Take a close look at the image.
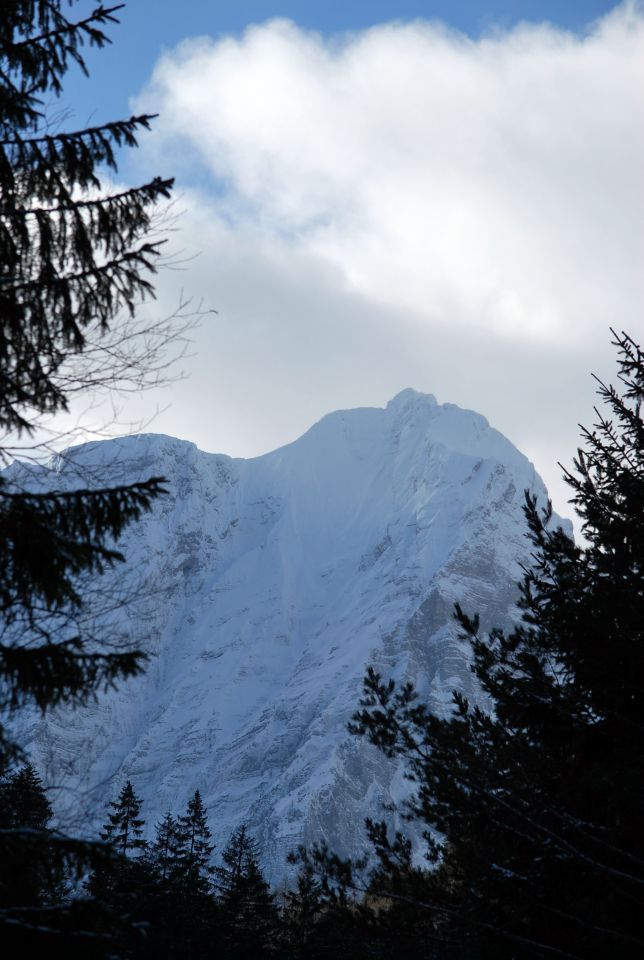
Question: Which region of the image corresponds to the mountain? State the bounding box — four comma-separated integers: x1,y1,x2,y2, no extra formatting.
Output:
8,390,571,883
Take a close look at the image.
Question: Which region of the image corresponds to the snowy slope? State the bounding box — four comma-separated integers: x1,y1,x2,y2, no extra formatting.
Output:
9,390,570,882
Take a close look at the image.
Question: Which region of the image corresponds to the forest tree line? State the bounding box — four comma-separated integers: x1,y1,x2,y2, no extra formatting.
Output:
0,761,438,959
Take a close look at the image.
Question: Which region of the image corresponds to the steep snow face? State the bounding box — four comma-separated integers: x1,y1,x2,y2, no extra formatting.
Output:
9,391,570,882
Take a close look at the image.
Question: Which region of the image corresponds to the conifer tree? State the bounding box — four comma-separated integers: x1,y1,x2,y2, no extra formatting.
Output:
147,810,182,883
215,824,278,958
0,4,184,950
0,761,66,909
350,330,644,959
86,780,147,904
281,860,325,958
176,789,213,896
100,780,146,858
0,761,52,829
0,1,173,750
136,800,217,960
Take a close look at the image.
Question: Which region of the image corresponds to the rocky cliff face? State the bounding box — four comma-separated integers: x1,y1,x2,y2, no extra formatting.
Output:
9,390,570,882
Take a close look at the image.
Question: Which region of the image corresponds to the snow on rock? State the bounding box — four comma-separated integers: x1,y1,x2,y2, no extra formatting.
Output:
9,390,571,883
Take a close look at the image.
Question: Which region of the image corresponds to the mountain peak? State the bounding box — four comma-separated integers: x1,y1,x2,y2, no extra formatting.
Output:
386,388,438,411
11,394,571,884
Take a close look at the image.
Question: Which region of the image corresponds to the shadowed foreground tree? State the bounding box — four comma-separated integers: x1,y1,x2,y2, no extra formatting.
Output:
215,824,279,958
346,330,644,959
0,1,193,953
175,789,214,897
0,761,68,909
100,780,147,859
146,810,182,883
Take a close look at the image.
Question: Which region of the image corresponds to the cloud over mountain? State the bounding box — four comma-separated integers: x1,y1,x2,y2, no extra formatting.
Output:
124,3,644,520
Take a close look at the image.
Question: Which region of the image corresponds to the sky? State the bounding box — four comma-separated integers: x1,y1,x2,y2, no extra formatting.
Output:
64,0,622,127
54,1,643,523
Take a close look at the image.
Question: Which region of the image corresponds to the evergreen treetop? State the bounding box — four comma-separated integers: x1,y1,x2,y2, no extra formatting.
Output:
146,809,182,882
214,824,258,895
176,789,214,895
0,760,68,914
215,824,278,959
0,760,52,829
101,780,146,858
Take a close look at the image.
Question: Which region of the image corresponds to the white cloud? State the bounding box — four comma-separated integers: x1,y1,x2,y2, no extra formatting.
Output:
124,3,644,522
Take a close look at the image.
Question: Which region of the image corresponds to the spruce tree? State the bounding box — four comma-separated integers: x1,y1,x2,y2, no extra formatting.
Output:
0,0,172,743
136,800,217,960
86,780,147,904
176,789,213,896
0,761,66,909
0,3,182,951
282,860,323,954
350,330,644,959
100,780,146,859
0,761,52,829
147,810,182,883
215,824,279,958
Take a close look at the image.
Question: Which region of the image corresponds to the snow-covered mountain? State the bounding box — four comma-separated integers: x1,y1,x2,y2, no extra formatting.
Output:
10,390,570,882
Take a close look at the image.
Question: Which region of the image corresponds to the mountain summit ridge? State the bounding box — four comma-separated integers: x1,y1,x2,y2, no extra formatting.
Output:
12,392,570,882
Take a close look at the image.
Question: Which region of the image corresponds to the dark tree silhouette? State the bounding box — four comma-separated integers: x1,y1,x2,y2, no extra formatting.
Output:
215,824,279,958
176,789,214,896
0,760,52,829
350,331,644,959
100,780,146,859
0,761,67,909
146,809,182,883
0,2,188,953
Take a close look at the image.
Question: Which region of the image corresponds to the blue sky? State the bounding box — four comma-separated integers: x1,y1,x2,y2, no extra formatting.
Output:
65,1,621,124
50,1,643,523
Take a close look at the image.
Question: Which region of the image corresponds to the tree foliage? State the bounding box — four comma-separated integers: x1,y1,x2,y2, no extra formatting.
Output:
0,761,63,908
349,331,644,959
100,780,146,858
0,0,177,754
215,824,279,958
146,810,181,883
0,2,185,952
175,789,214,896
